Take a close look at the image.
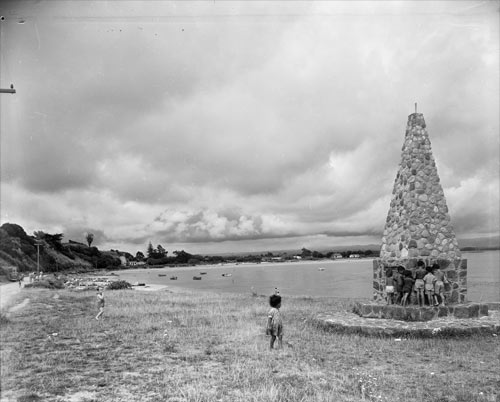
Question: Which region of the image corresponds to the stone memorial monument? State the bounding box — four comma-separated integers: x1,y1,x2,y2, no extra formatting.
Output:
319,106,496,333
355,106,489,321
373,106,467,303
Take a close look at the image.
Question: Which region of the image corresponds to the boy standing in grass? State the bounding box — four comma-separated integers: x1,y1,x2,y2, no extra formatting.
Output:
266,294,283,350
96,288,105,320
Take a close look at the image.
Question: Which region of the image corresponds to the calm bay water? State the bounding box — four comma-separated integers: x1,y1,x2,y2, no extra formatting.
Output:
112,250,500,302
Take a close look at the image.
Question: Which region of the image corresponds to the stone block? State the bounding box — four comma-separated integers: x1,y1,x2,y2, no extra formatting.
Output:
487,302,500,311
406,307,421,322
437,259,451,269
384,305,396,319
447,270,457,281
468,303,480,318
449,291,459,304
408,249,419,257
419,308,436,321
437,306,449,317
371,305,384,318
479,304,489,316
453,305,470,319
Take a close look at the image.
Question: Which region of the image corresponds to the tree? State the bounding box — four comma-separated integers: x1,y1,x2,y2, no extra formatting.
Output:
86,233,94,247
44,233,64,250
136,251,145,261
312,250,324,259
34,230,46,240
173,250,193,264
147,242,155,258
301,248,312,258
157,244,167,258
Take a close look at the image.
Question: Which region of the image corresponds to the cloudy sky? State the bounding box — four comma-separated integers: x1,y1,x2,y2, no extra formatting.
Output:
0,1,498,255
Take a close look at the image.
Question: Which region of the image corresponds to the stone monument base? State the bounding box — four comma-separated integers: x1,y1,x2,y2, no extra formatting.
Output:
315,309,500,338
353,301,488,322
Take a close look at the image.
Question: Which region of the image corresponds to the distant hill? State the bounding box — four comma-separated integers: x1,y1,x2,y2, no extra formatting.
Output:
0,222,129,275
457,235,500,250
210,236,499,257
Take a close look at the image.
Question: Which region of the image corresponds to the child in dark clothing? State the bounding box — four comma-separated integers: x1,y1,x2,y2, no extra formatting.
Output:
401,270,415,306
393,266,405,304
414,260,427,307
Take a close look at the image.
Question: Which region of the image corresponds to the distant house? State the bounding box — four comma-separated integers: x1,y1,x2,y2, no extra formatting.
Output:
129,261,146,267
332,253,343,259
349,254,361,259
293,255,302,260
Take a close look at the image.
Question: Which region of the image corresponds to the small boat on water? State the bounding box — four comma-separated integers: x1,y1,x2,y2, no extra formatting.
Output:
158,274,166,277
318,267,325,271
170,276,178,280
221,273,232,277
200,272,207,275
193,276,202,280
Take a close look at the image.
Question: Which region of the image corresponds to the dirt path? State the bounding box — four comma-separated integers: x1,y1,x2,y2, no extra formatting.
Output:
0,280,24,311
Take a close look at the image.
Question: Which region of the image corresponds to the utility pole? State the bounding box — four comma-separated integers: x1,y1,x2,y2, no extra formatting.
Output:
35,241,42,275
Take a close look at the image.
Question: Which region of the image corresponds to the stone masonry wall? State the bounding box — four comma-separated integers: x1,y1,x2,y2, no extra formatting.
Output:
373,258,467,304
380,113,461,260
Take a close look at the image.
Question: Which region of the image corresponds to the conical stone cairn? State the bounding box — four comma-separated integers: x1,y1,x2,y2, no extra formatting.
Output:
380,112,461,261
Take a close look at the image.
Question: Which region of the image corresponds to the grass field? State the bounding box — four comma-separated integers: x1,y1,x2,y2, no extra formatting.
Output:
1,288,499,402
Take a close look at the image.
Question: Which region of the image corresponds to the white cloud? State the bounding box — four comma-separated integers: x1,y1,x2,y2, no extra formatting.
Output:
1,1,498,254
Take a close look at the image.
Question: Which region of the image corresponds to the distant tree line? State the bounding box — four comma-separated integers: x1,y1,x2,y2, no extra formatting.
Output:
298,247,375,259
125,243,378,268
138,242,205,266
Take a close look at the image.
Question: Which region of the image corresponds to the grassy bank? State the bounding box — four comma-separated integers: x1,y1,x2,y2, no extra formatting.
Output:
1,289,499,402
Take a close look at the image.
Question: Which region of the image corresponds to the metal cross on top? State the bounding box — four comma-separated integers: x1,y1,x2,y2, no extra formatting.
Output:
415,102,417,113
0,84,16,94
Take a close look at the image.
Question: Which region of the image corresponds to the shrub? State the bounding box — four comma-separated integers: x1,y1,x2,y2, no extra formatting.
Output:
106,280,132,290
0,313,10,325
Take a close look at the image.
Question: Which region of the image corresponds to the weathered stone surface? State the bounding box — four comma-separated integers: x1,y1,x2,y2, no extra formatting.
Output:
437,306,449,318
453,306,470,319
353,302,489,321
315,310,500,338
468,303,480,317
379,112,462,274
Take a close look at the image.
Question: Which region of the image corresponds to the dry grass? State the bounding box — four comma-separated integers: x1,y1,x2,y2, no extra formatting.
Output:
1,289,499,402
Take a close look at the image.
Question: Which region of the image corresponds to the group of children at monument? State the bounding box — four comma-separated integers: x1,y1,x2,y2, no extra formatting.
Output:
385,260,448,307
